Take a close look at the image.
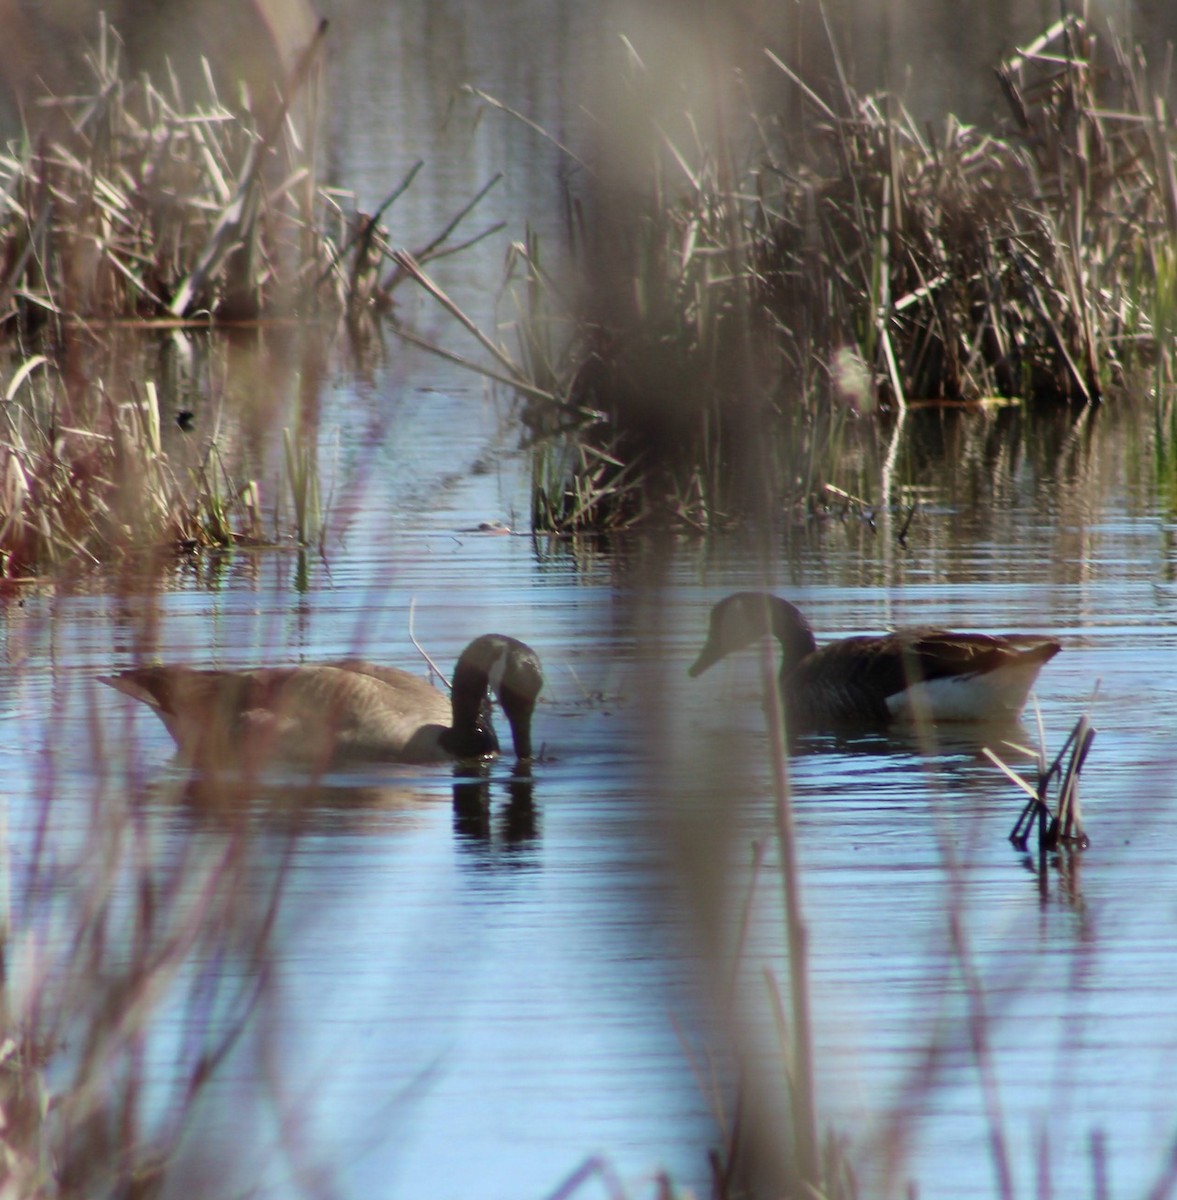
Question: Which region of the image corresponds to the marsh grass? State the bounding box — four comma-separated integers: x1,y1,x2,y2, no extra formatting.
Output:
495,16,1177,534
0,17,504,332
0,17,329,327
773,11,1177,409
0,353,330,577
765,15,1177,408
0,14,517,575
990,705,1097,855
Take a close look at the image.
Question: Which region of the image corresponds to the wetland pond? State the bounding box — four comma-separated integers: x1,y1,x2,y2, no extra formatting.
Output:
5,3,1177,1197
7,336,1177,1200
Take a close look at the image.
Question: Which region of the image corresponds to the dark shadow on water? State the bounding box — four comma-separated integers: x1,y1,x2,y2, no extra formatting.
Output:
140,759,540,845
452,761,540,854
1017,839,1088,911
792,717,1035,764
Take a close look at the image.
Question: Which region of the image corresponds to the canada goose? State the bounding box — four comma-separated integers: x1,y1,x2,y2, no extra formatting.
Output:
689,592,1060,729
102,634,543,769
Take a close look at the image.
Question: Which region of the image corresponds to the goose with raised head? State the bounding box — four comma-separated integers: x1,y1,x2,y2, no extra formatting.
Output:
689,592,1060,729
102,634,543,769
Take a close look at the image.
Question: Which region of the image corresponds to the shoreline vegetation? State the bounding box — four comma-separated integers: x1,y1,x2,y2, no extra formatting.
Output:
2,14,1173,573
495,15,1177,534
0,17,503,579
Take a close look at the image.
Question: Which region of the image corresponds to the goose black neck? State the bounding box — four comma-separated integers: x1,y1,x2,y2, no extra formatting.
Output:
770,597,819,678
451,635,542,762
447,659,500,760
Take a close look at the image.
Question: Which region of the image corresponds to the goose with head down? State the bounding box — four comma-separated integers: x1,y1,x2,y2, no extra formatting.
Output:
689,592,1060,730
103,634,543,770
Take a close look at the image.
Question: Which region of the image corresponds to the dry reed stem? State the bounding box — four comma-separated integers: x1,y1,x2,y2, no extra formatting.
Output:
756,604,819,1190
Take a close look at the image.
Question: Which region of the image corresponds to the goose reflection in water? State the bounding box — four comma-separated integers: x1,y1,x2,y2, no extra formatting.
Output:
158,762,537,845
452,762,538,846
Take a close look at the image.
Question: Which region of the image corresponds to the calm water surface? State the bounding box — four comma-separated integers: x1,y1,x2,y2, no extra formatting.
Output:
6,363,1176,1199
666,451,1177,1195
4,508,713,1198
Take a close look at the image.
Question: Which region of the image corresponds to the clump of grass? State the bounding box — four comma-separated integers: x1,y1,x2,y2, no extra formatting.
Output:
987,701,1097,855
529,436,647,533
494,16,1177,534
0,17,338,328
762,15,1177,408
478,32,895,532
0,356,322,577
0,16,514,576
0,17,501,334
496,146,793,533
